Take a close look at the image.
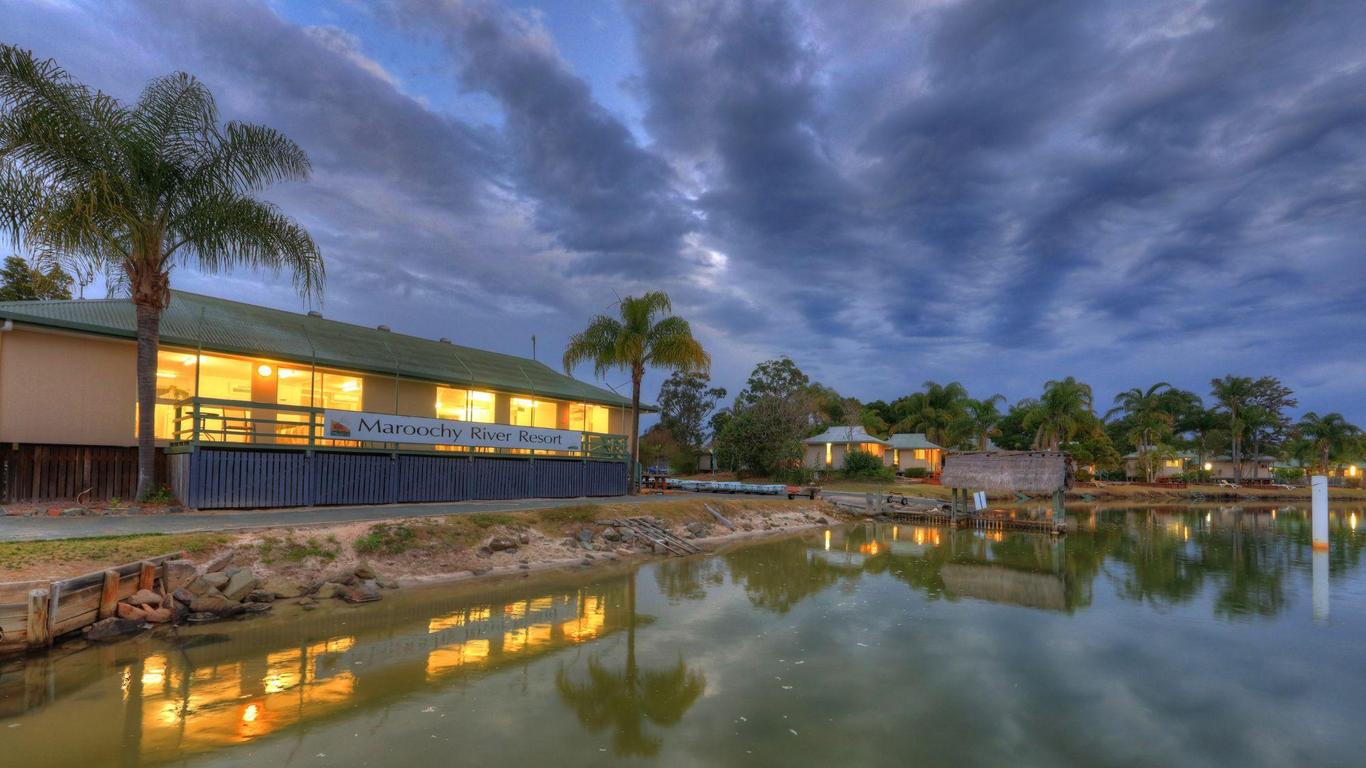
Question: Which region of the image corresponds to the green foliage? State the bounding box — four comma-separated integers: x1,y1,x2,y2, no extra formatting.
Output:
713,358,812,477
138,483,176,505
259,534,340,564
0,254,71,300
888,380,973,448
354,523,417,555
657,370,726,455
1272,466,1304,484
842,449,892,480
468,512,518,528
535,506,598,526
903,467,928,479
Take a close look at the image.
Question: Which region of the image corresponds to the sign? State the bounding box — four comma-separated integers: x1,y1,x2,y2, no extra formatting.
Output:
324,409,583,452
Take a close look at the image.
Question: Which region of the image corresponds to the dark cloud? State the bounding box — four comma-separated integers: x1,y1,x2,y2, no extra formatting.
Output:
3,0,1365,419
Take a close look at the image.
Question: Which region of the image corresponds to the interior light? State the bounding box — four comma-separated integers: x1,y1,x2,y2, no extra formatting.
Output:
243,703,258,722
1203,462,1213,471
257,364,273,377
180,355,196,366
339,380,360,392
156,371,176,378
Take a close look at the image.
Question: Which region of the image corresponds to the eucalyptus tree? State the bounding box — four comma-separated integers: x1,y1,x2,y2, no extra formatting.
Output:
0,46,324,498
564,291,709,492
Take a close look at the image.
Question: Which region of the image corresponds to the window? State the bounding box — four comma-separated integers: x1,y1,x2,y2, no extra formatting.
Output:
570,403,612,433
315,371,362,411
825,443,833,467
436,387,469,420
149,349,196,439
510,397,557,428
468,390,495,423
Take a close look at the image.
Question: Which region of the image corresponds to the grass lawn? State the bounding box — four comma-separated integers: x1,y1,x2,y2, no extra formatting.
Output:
0,532,231,580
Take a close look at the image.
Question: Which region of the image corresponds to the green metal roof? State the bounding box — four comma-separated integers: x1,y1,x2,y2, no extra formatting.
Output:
888,433,941,450
804,426,889,445
0,291,641,409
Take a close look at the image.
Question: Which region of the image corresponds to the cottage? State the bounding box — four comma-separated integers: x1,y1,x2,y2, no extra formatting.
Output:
803,426,888,470
884,433,943,476
1204,455,1277,482
1122,450,1193,481
0,291,637,507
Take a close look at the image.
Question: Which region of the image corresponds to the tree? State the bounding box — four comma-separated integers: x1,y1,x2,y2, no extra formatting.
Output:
1106,383,1174,481
713,358,814,477
1176,405,1221,473
1210,375,1255,484
0,254,72,300
1210,375,1296,484
563,292,709,493
890,381,972,448
1298,412,1361,475
0,46,324,499
1025,377,1095,450
656,371,726,466
963,395,1006,450
733,357,808,406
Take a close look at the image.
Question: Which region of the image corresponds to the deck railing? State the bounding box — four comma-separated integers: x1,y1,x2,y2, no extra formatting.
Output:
166,397,627,461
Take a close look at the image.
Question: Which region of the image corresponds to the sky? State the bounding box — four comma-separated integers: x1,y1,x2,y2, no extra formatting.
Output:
4,0,1365,422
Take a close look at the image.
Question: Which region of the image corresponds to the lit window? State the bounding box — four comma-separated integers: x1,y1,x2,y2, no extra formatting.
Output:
315,372,363,411
436,387,469,420
149,349,195,439
825,443,833,467
468,390,495,423
511,397,558,428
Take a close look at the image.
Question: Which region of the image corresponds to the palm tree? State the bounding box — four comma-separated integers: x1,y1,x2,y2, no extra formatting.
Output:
964,395,1006,450
1177,405,1220,477
556,573,706,756
1106,383,1174,481
1298,412,1362,475
892,381,972,448
1210,375,1256,484
1025,376,1094,450
563,292,708,493
0,46,323,499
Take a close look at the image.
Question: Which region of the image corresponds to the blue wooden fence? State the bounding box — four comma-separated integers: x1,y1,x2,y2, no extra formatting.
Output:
175,447,628,509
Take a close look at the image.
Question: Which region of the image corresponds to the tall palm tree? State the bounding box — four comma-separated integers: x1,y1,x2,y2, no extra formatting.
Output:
892,380,971,447
563,292,708,492
964,395,1006,450
1025,376,1094,450
1298,412,1362,475
0,46,323,499
1106,383,1174,480
1210,375,1256,484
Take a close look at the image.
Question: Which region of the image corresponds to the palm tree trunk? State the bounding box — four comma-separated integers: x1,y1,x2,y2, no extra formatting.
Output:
628,366,642,495
134,300,160,500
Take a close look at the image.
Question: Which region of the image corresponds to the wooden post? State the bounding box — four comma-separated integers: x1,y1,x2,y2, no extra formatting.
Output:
1052,489,1066,532
99,570,121,620
27,589,50,648
138,561,157,591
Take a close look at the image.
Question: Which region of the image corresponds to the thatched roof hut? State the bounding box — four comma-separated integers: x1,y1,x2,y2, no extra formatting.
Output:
940,564,1070,612
940,450,1073,493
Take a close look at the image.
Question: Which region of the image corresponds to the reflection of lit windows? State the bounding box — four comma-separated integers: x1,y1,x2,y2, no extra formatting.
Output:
429,611,466,633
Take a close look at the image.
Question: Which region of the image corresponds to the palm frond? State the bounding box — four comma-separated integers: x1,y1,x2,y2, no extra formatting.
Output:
171,192,323,300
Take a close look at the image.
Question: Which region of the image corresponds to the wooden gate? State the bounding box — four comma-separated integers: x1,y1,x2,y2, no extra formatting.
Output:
0,444,168,504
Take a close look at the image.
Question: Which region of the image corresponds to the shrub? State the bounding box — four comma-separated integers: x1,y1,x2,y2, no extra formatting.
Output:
843,449,892,480
903,467,928,479
354,523,417,555
1273,467,1304,484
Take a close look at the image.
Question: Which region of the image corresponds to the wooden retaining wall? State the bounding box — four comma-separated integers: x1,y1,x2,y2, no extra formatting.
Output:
174,447,628,509
0,444,168,504
0,552,183,659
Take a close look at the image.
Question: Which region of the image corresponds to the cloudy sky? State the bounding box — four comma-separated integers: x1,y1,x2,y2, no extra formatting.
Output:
5,0,1365,420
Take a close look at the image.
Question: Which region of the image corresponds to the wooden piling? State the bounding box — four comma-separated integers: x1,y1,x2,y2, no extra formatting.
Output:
26,590,49,648
98,570,120,620
137,561,156,592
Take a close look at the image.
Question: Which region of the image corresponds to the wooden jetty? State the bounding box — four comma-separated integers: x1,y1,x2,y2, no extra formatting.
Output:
599,517,701,556
0,551,183,658
940,450,1073,535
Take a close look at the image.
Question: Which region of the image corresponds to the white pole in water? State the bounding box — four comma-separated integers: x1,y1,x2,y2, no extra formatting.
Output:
1311,475,1329,552
1313,549,1329,624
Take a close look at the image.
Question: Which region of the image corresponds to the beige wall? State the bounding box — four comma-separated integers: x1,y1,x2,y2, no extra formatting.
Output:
0,327,137,446
362,375,437,418
885,448,943,472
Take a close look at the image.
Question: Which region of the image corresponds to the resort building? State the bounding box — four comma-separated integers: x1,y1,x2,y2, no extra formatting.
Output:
1121,450,1192,481
1204,455,1276,482
884,433,943,475
803,426,887,470
0,292,636,507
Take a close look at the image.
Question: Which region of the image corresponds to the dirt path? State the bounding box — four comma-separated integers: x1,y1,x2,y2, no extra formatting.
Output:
0,493,705,542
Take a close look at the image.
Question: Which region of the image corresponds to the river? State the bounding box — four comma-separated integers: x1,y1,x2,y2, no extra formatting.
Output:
2,503,1363,767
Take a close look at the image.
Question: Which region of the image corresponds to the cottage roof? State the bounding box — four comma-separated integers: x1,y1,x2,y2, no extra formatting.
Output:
0,291,637,409
804,426,889,446
888,433,941,450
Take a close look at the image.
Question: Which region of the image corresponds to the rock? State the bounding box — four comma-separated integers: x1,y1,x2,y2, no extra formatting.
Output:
246,590,276,603
172,588,196,607
354,564,376,580
143,607,173,624
325,569,359,586
580,542,596,552
242,602,273,614
762,521,774,530
61,507,86,516
470,567,490,576
518,563,530,570
818,516,830,525
296,596,317,607
84,617,144,641
741,521,754,531
685,521,706,536
580,558,592,566
477,547,492,558
201,572,230,591
652,542,667,555
518,532,531,545
185,612,219,623
576,528,594,544
601,527,621,542
221,570,259,602
116,602,148,621
127,589,163,607
260,576,307,599
203,551,234,573
583,553,596,560
375,577,399,590
561,538,576,548
190,593,244,617
315,583,345,600
162,559,197,592
488,536,518,552
341,581,382,603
